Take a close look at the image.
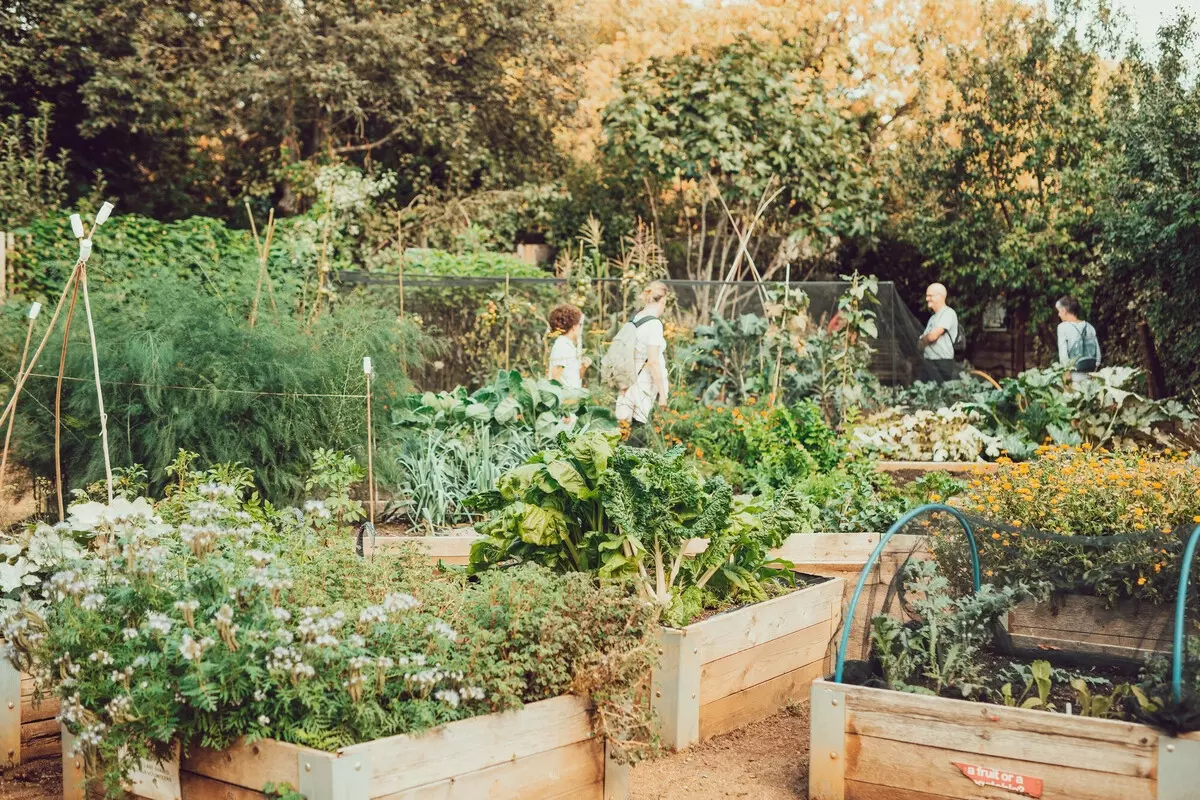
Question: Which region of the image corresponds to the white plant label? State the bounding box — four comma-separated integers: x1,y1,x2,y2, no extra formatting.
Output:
127,745,181,800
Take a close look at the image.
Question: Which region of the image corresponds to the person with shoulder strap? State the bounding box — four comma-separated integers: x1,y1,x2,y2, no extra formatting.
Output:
1055,295,1102,387
918,283,961,383
603,281,671,446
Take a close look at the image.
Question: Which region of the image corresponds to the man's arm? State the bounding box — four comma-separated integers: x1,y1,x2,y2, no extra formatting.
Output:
923,326,946,345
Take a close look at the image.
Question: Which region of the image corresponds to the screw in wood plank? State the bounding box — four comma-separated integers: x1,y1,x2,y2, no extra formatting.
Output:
691,693,696,699
655,690,662,698
1167,744,1176,753
830,699,838,707
305,762,312,772
6,701,12,709
693,648,698,654
830,752,839,760
657,648,664,655
355,762,362,771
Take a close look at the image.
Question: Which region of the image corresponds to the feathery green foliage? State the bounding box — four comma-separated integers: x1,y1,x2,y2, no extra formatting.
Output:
6,279,424,502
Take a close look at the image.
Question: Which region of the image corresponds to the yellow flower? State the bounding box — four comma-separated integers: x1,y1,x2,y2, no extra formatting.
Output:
1137,576,1147,586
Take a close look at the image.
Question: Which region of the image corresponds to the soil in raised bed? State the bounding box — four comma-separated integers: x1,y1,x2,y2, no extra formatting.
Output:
631,703,811,799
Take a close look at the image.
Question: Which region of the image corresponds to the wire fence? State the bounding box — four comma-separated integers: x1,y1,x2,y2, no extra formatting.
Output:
338,272,927,390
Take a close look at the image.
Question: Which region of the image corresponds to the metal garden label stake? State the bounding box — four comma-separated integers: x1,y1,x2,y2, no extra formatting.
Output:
363,356,376,526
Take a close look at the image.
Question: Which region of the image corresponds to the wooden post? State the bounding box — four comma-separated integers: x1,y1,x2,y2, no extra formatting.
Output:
0,231,7,305
1,657,19,767
80,264,114,502
504,269,511,372
650,628,702,751
61,725,85,800
54,274,82,520
1137,319,1167,399
0,309,37,497
603,741,630,800
364,358,376,527
808,683,846,800
396,212,405,320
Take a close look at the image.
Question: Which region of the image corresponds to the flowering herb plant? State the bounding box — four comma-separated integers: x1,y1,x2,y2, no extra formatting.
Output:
3,474,657,794
938,446,1200,604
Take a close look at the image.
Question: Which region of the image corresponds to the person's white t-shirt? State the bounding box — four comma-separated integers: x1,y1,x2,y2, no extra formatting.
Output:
616,311,668,423
548,336,583,390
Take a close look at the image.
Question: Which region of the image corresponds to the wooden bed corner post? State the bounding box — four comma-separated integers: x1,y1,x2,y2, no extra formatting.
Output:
604,741,630,800
61,725,85,800
0,657,18,767
651,628,702,751
297,749,371,800
809,682,846,800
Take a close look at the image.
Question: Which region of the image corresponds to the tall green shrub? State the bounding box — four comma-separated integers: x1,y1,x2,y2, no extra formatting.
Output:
7,280,424,502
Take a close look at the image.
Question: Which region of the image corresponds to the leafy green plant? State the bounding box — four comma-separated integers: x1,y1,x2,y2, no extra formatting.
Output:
2,484,658,794
393,370,615,438
5,279,421,504
870,559,1027,697
467,431,622,574
998,660,1054,710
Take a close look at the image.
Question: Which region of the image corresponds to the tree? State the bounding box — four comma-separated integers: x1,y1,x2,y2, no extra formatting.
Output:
600,37,881,296
0,0,583,216
1097,15,1200,395
891,6,1105,341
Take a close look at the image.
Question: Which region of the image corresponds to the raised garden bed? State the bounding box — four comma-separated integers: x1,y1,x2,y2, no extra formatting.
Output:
809,679,1199,800
0,657,59,768
63,694,627,800
651,576,844,751
1007,594,1174,660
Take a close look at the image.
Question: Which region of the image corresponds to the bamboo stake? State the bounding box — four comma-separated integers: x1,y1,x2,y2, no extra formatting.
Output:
396,212,405,320
363,357,376,526
770,263,790,408
54,274,81,520
0,304,39,497
0,260,83,434
248,204,277,327
80,264,113,502
503,269,511,372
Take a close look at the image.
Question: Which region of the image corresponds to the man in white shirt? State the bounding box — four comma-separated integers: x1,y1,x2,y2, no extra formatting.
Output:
918,283,959,383
1055,295,1101,387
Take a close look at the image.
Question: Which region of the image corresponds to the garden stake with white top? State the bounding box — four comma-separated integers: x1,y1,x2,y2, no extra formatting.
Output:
504,268,511,371
80,259,114,501
0,301,40,497
53,263,81,520
364,356,376,526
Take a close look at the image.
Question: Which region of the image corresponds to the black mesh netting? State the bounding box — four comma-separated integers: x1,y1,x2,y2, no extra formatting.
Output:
337,272,927,391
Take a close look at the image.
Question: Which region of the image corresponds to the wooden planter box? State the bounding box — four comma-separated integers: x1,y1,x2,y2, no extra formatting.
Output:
63,694,627,800
1008,594,1174,660
810,679,1200,800
650,577,844,751
1,655,59,768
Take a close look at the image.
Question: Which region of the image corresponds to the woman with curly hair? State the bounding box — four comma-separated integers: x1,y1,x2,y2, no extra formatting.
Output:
547,303,590,389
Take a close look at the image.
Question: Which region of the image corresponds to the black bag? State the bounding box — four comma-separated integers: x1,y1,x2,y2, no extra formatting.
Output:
952,324,966,359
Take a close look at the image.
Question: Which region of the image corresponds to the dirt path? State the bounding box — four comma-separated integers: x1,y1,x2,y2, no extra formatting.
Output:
631,703,811,800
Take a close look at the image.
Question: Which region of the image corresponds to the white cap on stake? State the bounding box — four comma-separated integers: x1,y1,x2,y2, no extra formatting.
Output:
363,356,373,376
78,239,92,261
28,302,42,320
94,202,115,226
70,214,85,239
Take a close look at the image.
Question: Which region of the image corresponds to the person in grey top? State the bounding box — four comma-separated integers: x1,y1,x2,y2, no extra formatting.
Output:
918,283,959,383
1055,295,1101,386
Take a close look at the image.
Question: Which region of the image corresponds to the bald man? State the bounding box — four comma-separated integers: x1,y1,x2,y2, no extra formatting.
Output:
918,283,960,383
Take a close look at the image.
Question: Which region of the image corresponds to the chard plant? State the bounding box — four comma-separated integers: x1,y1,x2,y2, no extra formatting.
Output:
468,433,815,625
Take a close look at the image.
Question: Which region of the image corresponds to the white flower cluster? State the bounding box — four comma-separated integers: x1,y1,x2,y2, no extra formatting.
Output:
109,666,133,684
105,694,133,722
297,608,345,648
383,592,420,613
146,612,173,635
303,499,330,519
81,593,106,611
48,569,100,600
178,633,214,662
88,650,114,666
425,620,458,642
265,645,316,682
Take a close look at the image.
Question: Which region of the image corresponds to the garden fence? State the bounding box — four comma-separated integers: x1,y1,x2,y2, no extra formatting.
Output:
337,272,927,391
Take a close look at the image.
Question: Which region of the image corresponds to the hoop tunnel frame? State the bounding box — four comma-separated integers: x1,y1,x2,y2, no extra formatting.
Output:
832,503,981,683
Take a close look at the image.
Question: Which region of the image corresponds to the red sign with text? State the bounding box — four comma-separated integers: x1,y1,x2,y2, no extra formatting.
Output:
952,762,1044,797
